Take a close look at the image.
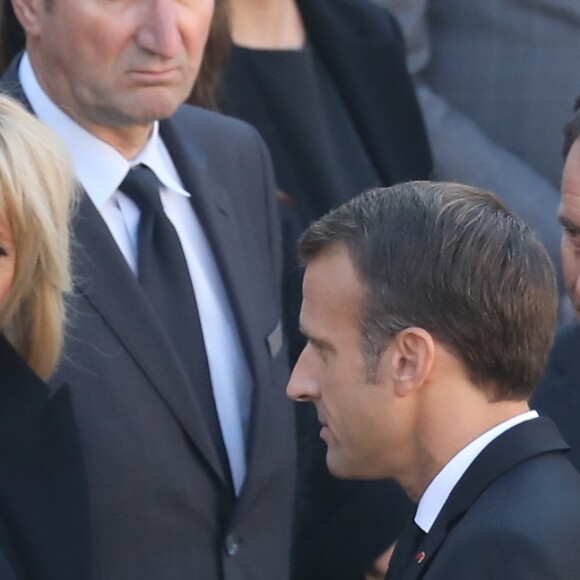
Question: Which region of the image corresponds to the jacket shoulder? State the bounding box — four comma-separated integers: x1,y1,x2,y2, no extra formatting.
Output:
170,104,265,149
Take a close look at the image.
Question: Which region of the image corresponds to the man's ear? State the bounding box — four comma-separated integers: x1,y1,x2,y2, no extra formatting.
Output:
388,327,435,397
11,0,44,37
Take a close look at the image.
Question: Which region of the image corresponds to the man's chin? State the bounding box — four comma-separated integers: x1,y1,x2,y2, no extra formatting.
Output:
326,451,358,480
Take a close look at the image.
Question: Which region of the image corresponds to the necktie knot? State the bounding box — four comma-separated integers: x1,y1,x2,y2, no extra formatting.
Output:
120,164,163,213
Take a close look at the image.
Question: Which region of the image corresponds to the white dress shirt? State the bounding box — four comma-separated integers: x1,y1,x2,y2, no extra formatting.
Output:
19,53,251,494
415,410,539,533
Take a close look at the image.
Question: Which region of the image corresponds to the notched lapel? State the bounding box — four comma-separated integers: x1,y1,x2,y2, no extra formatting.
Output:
71,193,230,487
161,117,294,499
160,119,263,384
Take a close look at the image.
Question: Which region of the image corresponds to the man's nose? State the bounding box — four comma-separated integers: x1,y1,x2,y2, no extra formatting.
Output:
286,353,320,402
136,0,181,59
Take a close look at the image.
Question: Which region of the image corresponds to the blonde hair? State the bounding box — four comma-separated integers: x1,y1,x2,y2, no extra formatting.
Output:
0,93,77,378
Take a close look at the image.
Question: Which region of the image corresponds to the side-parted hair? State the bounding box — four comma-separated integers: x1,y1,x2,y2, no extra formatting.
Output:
563,96,580,159
299,181,557,401
0,93,76,378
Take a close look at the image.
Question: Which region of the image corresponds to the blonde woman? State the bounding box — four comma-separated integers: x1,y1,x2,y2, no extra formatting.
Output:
0,94,89,580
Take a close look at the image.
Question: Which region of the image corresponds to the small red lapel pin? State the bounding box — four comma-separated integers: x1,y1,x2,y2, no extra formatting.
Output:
415,551,426,564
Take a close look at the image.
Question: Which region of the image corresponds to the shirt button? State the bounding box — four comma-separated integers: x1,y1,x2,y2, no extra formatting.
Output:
225,534,239,556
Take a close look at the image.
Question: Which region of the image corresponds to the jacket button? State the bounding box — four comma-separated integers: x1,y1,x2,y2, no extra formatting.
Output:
225,534,239,556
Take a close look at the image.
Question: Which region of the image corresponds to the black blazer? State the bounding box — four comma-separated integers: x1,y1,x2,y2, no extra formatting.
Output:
0,334,90,580
1,59,296,579
387,418,580,580
533,323,580,471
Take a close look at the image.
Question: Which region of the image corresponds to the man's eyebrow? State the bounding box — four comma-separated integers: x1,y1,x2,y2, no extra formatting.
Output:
298,325,334,351
558,215,580,234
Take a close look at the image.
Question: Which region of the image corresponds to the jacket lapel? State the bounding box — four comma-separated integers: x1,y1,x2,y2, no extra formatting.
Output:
159,118,263,390
160,116,292,499
72,192,230,487
400,417,568,580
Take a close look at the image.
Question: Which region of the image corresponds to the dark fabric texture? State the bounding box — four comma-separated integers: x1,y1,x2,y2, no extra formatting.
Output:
533,322,580,471
385,520,426,580
0,334,91,580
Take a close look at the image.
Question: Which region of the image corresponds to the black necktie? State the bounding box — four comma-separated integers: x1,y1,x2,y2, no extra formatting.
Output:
120,165,229,471
385,519,426,579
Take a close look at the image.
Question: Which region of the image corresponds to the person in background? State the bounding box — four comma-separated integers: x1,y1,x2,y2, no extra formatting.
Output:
533,98,580,471
1,0,296,578
0,93,89,579
375,0,568,316
289,181,580,580
217,0,432,578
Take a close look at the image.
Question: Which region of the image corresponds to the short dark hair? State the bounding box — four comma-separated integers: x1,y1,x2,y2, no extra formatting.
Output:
299,181,557,401
563,96,580,159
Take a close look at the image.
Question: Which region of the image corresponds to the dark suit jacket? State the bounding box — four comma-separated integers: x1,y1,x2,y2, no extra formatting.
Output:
533,323,580,471
387,418,580,580
1,58,296,580
221,1,429,578
0,334,90,579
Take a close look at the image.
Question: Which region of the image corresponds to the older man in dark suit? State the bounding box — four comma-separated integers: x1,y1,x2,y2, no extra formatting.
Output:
1,0,295,578
288,181,580,579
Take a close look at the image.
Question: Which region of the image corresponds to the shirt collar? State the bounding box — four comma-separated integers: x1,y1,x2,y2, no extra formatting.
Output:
415,409,539,533
18,52,189,208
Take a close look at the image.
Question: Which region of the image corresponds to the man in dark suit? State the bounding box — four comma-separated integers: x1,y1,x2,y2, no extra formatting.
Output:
533,98,580,472
288,181,580,579
2,0,295,578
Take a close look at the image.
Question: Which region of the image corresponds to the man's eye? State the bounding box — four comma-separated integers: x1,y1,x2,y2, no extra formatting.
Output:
307,341,329,364
0,246,8,257
565,227,580,239
316,346,330,364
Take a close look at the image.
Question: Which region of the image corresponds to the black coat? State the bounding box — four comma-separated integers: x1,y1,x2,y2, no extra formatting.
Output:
0,334,90,579
533,323,580,471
